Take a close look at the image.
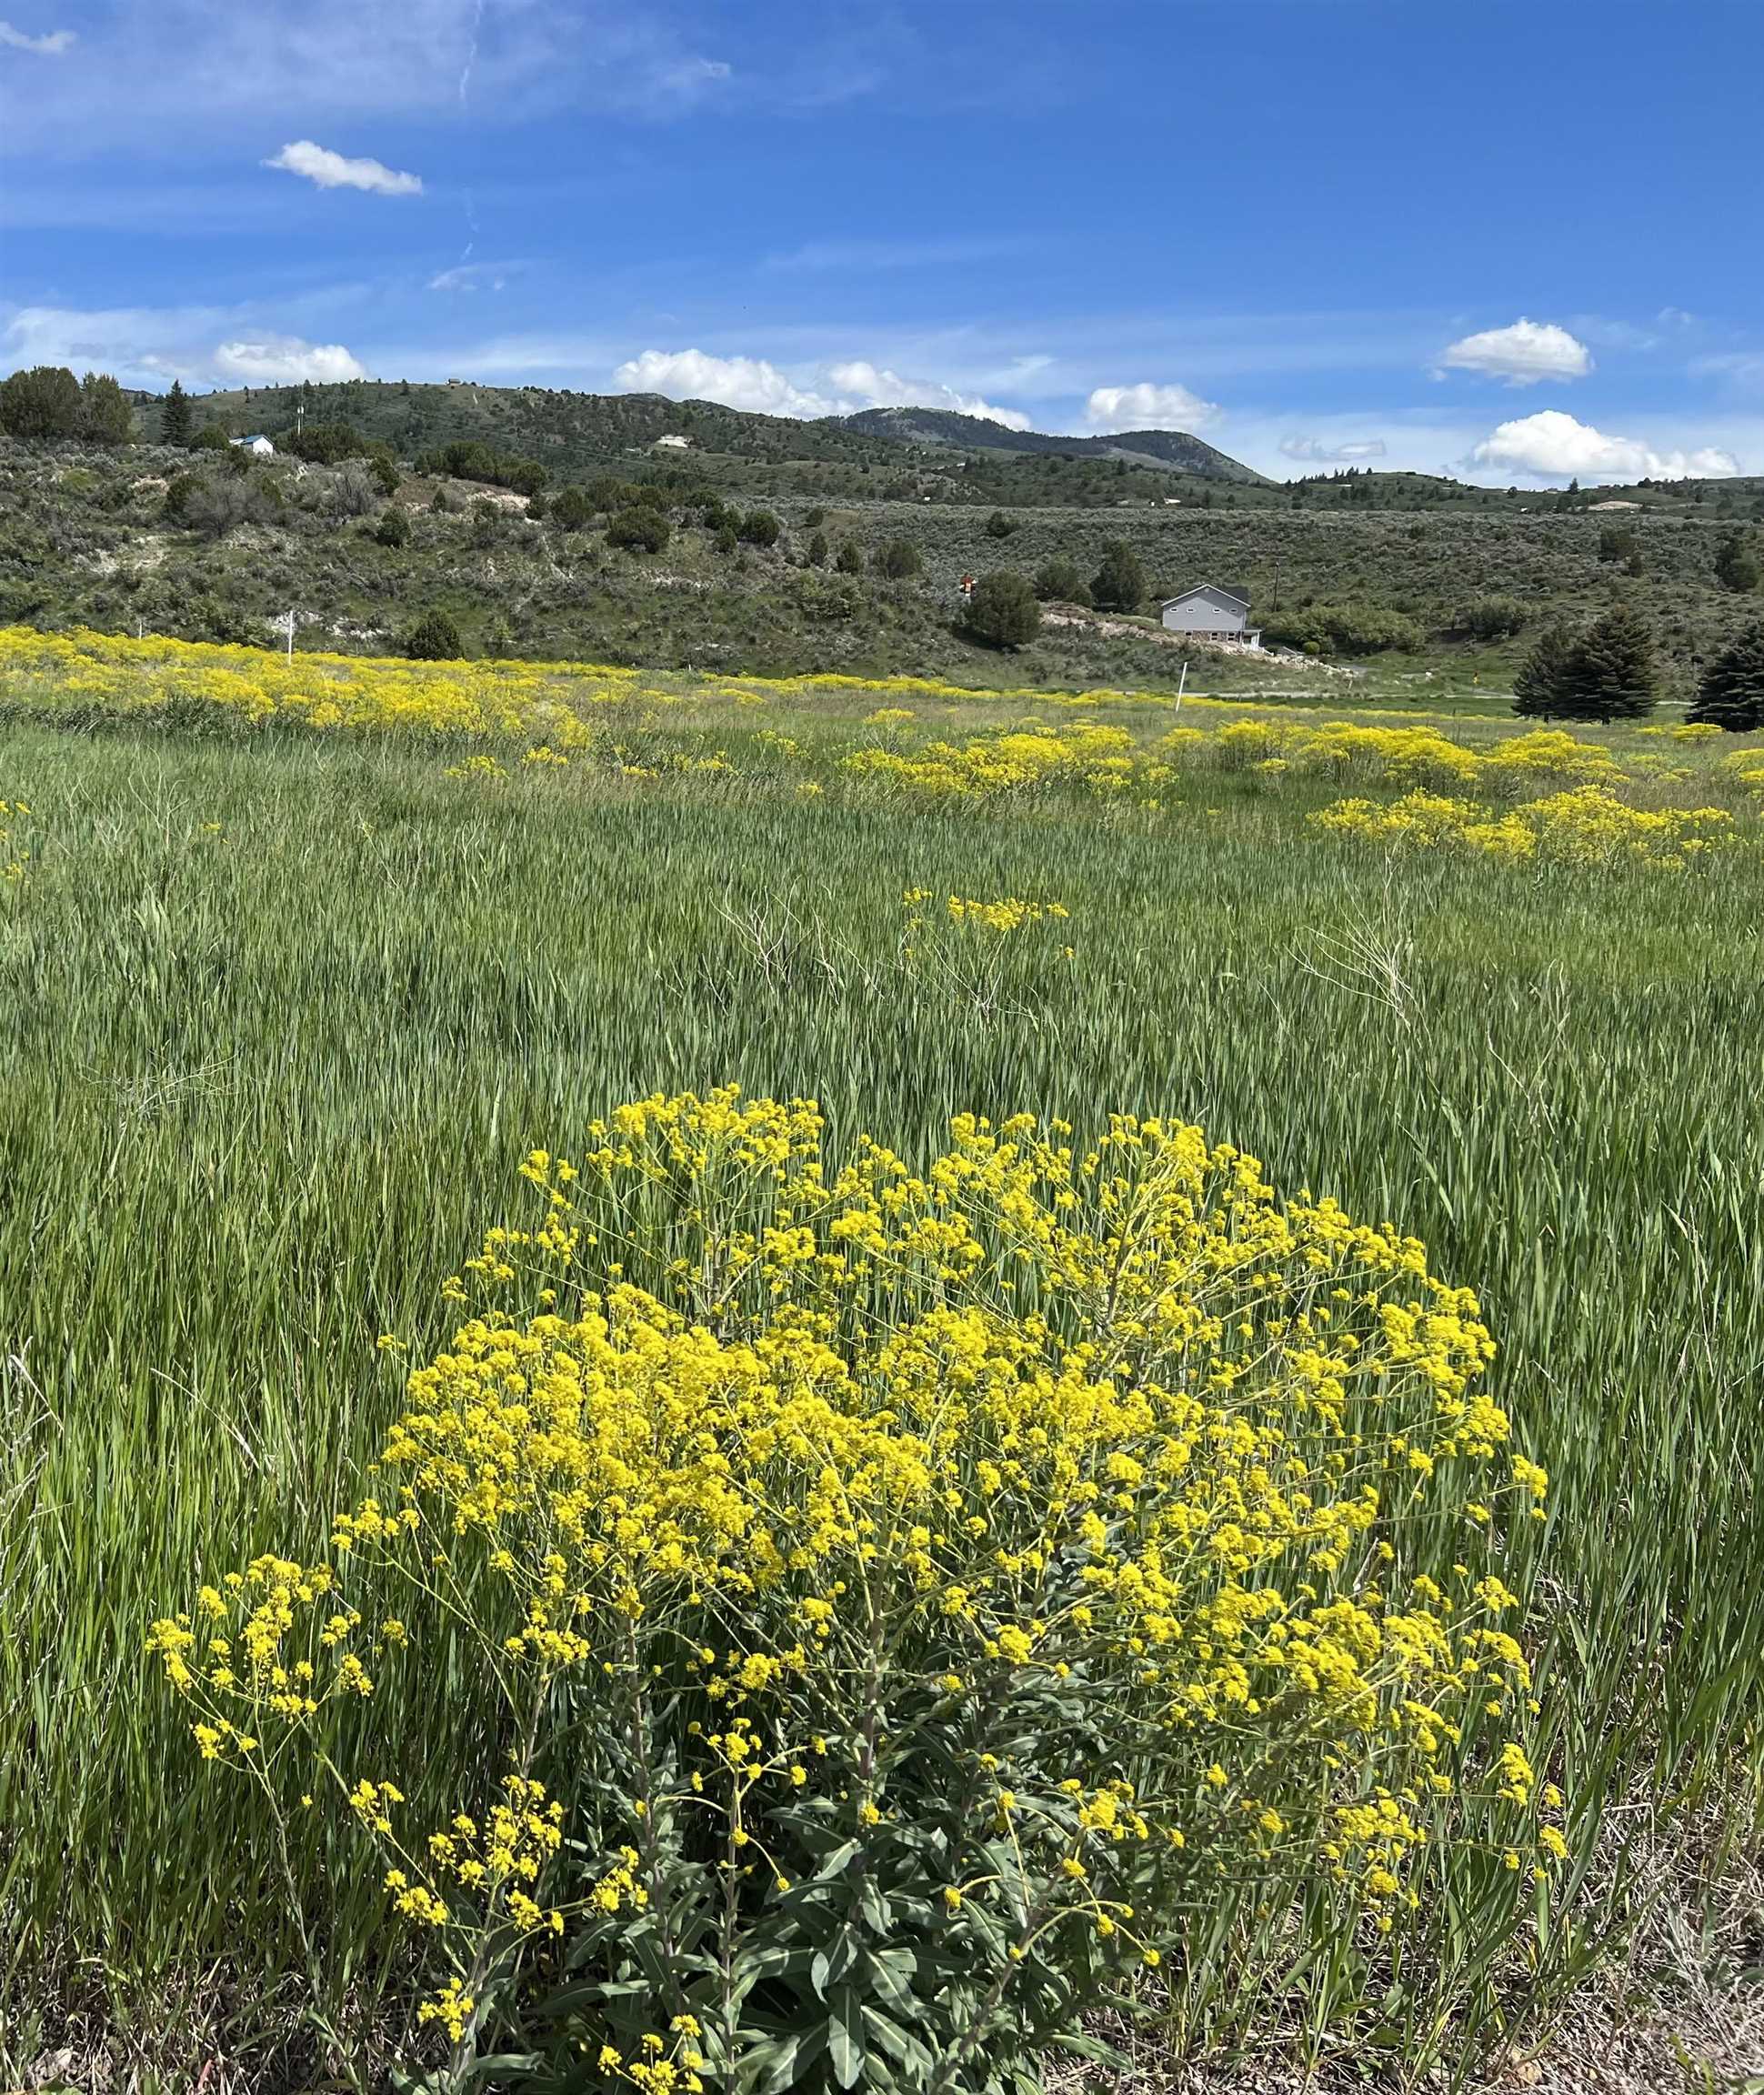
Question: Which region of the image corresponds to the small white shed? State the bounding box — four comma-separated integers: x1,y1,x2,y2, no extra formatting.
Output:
231,434,276,457
1160,582,1259,647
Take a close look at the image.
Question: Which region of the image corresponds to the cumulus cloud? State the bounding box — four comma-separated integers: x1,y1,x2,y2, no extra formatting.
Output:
214,336,370,384
265,139,423,197
0,17,73,52
1469,410,1739,483
1279,435,1388,465
615,348,843,418
1438,318,1591,386
613,347,1031,426
823,359,1031,428
1083,381,1221,433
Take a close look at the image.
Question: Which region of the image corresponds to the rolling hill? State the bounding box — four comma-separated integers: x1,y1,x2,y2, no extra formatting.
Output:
840,405,1269,481
141,379,1276,506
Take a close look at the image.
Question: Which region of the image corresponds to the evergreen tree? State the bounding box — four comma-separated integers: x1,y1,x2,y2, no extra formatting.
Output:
1568,605,1659,721
1512,622,1580,719
805,530,828,568
1713,531,1760,595
160,379,194,447
1033,557,1089,605
402,608,463,660
78,372,134,446
835,541,864,576
1090,539,1146,612
1687,623,1764,732
961,570,1041,649
0,364,83,440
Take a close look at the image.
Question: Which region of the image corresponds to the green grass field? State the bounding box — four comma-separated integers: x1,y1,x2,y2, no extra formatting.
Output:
4,648,1764,2088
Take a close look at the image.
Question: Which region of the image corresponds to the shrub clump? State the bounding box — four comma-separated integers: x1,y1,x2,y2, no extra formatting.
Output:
401,608,463,660
606,506,672,554
150,1090,1559,2090
961,570,1041,649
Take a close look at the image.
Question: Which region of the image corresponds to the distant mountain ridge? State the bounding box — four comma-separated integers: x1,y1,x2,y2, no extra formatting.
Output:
840,405,1269,483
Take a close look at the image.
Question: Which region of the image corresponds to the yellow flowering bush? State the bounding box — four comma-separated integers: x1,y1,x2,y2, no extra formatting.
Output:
149,1088,1562,2090
1177,721,1620,796
1312,785,1736,868
841,724,1138,801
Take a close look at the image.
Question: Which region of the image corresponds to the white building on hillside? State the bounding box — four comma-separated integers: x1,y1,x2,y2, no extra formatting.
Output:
1160,582,1259,647
231,434,276,457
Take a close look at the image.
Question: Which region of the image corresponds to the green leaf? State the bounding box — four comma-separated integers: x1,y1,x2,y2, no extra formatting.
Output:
827,1981,866,2090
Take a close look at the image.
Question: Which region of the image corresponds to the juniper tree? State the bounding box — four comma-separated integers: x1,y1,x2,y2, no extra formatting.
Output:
961,570,1041,649
1091,539,1147,612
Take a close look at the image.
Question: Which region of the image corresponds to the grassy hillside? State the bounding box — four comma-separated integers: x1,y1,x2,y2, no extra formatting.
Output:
146,380,1278,509
6,432,1764,701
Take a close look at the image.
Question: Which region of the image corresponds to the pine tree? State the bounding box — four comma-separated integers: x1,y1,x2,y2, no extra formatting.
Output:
1512,623,1579,718
160,379,194,447
1688,623,1764,732
1568,605,1659,721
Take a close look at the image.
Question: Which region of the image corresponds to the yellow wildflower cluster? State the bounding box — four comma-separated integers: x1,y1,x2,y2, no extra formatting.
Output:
903,888,1071,935
843,722,1139,799
1722,746,1764,797
326,1088,1538,1759
154,1087,1567,2062
598,2017,709,2095
0,626,634,743
1173,720,1621,795
1312,785,1734,868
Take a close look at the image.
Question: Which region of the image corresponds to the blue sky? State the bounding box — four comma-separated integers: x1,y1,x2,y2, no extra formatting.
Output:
3,0,1761,484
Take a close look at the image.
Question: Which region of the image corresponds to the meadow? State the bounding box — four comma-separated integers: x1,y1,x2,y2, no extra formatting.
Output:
3,630,1764,2090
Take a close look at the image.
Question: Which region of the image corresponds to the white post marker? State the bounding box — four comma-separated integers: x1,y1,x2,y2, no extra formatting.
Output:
276,609,296,661
1177,660,1188,707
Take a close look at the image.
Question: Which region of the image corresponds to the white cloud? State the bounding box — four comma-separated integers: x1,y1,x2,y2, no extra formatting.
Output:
266,139,423,196
428,261,510,293
0,17,74,53
0,303,373,388
615,348,844,418
1083,381,1221,433
823,359,1030,428
214,336,370,384
1469,409,1739,483
1279,435,1388,465
1438,318,1591,386
613,347,1032,426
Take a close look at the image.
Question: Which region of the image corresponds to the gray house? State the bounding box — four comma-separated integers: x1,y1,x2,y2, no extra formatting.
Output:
1160,582,1259,647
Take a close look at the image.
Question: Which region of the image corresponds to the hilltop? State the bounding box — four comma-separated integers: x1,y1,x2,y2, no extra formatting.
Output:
838,404,1269,483
142,378,1277,510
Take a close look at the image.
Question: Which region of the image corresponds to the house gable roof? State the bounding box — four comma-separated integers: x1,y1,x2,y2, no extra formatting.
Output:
1161,581,1250,610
